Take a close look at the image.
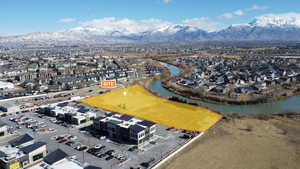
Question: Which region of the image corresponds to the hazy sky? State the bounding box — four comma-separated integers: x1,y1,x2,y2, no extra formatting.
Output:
1,0,299,35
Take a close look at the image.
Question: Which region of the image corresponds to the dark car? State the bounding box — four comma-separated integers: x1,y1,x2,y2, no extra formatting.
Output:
66,141,75,146
59,139,68,143
105,155,114,161
97,153,107,158
128,146,138,152
87,148,96,154
78,146,88,151
180,134,193,139
56,136,65,141
105,150,115,155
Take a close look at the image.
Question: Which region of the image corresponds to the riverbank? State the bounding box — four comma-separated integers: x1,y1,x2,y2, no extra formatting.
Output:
159,112,300,169
163,82,300,105
159,59,300,105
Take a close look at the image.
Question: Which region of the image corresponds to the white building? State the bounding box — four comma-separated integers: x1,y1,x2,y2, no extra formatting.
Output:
0,81,14,90
38,103,96,125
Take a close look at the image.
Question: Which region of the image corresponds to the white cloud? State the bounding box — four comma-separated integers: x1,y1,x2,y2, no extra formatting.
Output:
77,17,172,35
58,18,76,23
218,5,269,20
163,0,172,4
233,10,244,16
218,9,245,19
218,13,234,19
182,17,223,32
69,6,278,34
248,5,270,11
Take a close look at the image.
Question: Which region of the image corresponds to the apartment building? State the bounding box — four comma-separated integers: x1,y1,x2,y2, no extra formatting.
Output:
93,113,156,145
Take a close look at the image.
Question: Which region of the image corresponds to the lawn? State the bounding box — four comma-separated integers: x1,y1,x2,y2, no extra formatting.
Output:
80,85,222,132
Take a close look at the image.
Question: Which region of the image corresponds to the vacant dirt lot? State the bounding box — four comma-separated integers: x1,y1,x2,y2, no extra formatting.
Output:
80,85,222,132
159,114,300,169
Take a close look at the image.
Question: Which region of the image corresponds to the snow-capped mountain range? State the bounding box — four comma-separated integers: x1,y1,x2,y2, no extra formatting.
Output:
1,13,300,46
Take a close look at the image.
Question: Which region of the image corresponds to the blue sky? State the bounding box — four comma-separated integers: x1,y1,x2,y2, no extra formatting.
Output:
1,0,299,35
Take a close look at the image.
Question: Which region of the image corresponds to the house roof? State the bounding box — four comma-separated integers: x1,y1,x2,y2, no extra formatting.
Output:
9,134,34,147
21,142,46,154
44,149,68,165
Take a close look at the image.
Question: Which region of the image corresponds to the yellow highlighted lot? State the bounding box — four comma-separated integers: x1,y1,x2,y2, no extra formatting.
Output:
80,85,222,132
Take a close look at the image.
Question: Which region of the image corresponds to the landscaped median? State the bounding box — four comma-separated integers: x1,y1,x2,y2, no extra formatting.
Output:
79,85,222,132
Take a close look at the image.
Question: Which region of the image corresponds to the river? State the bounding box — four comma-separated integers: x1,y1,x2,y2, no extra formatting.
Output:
147,62,300,114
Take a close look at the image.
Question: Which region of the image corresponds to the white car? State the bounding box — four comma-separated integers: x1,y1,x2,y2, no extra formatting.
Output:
94,144,102,149
40,125,47,128
49,128,55,131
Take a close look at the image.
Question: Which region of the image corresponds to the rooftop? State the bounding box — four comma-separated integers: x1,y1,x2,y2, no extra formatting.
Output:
21,142,46,154
9,134,34,147
44,149,68,165
29,159,84,169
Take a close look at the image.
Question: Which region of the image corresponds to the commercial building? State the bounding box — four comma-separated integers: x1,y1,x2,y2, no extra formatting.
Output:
38,103,96,125
93,113,156,145
9,134,34,148
29,149,85,169
0,135,47,169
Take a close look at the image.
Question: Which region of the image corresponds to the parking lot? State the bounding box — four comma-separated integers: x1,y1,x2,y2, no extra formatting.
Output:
1,105,197,169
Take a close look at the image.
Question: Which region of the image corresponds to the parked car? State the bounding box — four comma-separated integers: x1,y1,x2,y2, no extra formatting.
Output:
49,128,55,132
59,139,68,143
66,141,75,146
128,146,138,152
105,155,114,161
56,136,65,141
87,148,96,154
94,144,102,149
78,146,88,151
68,135,78,140
105,150,115,155
97,153,106,158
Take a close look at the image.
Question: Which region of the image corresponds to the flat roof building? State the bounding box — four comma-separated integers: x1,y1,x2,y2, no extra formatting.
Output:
0,141,47,169
29,149,84,169
38,103,96,125
9,134,34,148
93,113,156,146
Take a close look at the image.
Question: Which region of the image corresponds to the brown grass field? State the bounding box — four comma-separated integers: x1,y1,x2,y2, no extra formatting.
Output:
159,115,300,169
80,85,222,132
